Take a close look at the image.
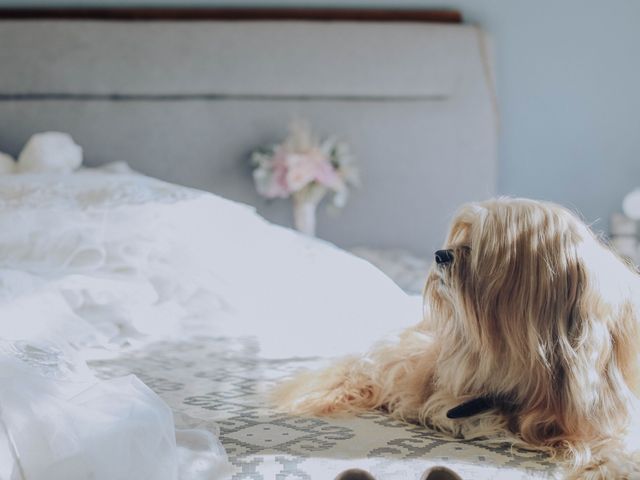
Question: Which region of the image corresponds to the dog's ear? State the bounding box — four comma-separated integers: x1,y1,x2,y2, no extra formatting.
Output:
516,219,640,448
458,201,586,361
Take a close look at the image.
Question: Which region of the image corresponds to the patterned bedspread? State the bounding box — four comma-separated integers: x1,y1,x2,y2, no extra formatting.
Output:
92,336,560,480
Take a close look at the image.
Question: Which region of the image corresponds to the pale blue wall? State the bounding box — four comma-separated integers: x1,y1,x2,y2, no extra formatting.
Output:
2,0,640,231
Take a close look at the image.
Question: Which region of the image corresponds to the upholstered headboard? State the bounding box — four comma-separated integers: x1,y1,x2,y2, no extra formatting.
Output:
0,9,497,255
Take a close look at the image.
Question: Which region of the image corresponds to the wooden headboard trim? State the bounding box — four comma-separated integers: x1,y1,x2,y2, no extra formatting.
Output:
0,7,462,23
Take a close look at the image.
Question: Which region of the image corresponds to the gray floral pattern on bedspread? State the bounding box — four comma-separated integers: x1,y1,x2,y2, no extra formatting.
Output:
91,337,560,480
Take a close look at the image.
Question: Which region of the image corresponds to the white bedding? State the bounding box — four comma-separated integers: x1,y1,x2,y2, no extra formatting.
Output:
0,168,421,479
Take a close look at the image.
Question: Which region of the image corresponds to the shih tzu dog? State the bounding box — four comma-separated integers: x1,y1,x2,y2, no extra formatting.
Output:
274,198,640,479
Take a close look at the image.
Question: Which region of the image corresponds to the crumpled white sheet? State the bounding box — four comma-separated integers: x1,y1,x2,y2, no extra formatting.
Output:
0,167,420,357
0,167,421,480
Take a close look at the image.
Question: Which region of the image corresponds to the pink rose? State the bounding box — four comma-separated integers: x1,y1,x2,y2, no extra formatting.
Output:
285,153,317,191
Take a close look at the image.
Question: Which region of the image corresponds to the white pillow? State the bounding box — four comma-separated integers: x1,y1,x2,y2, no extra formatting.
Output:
17,132,83,173
0,151,16,174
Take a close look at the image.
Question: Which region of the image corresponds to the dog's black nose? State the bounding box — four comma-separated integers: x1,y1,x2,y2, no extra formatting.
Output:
435,249,454,265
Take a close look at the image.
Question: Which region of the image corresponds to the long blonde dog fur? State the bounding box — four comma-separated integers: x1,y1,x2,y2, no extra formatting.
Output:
273,198,640,479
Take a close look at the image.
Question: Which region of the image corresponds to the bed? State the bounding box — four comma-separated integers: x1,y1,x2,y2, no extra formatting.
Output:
0,8,556,480
0,168,559,480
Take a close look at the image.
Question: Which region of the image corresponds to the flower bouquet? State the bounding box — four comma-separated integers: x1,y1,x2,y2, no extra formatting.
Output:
251,121,359,236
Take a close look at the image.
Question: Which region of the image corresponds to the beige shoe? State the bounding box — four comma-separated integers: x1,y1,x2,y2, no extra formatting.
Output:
420,466,463,480
335,468,377,480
